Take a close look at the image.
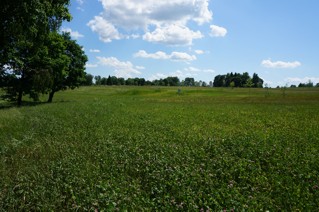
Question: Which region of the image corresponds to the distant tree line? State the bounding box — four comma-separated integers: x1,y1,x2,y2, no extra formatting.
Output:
81,73,267,88
213,72,264,88
82,75,213,87
294,81,319,88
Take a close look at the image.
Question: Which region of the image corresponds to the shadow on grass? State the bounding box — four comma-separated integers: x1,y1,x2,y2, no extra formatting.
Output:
0,100,71,110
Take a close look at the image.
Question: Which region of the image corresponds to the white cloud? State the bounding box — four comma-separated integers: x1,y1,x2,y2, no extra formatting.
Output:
97,56,141,78
195,50,205,55
261,59,301,69
76,0,84,11
185,67,215,73
172,66,215,78
285,77,319,84
170,52,197,62
134,50,196,62
61,28,84,39
210,25,227,37
130,34,140,39
88,0,212,45
135,66,145,70
148,73,168,81
149,66,215,81
134,50,170,60
171,70,197,79
143,24,203,46
87,16,121,43
76,0,84,5
86,63,98,68
89,49,100,53
77,7,84,11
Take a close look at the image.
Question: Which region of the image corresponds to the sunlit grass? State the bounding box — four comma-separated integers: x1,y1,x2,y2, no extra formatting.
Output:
1,86,319,210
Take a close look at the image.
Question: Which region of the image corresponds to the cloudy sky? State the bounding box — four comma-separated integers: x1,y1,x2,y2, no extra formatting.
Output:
62,0,319,87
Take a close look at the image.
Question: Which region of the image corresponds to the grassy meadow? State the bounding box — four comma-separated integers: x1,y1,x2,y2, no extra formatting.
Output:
1,86,319,210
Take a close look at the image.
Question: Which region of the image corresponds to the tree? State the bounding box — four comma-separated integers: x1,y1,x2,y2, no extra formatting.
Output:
230,81,235,89
94,75,102,85
0,0,71,106
202,81,207,87
241,72,250,87
106,75,112,85
245,78,254,88
213,72,264,88
83,73,93,86
298,83,306,88
118,77,125,85
111,76,119,85
101,77,107,85
306,80,314,87
213,75,225,87
245,78,254,96
184,78,195,86
252,73,263,88
165,77,180,86
47,32,87,103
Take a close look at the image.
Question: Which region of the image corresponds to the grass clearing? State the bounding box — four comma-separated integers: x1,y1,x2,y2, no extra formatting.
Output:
1,86,319,210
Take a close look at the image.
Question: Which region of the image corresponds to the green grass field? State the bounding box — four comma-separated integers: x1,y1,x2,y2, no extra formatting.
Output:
1,86,319,211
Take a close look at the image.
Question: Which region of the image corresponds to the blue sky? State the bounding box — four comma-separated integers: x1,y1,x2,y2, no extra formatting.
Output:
62,0,319,87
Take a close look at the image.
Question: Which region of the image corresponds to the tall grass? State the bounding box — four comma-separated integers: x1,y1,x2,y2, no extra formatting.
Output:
1,87,319,210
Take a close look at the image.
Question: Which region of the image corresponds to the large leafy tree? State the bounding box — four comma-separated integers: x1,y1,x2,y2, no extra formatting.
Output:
0,0,71,106
47,32,87,103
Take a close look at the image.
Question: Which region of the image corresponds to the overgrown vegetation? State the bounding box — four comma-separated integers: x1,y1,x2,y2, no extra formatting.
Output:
1,87,318,210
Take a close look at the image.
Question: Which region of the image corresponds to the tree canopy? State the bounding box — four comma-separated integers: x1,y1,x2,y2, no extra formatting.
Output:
0,0,87,105
213,72,264,88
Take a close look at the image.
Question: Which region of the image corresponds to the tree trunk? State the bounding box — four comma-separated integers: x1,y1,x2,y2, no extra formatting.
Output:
48,91,55,103
17,70,25,107
17,90,23,106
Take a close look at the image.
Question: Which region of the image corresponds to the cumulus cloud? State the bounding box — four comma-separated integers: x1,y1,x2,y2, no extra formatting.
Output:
261,59,301,69
97,56,141,78
61,28,84,39
89,49,100,53
143,24,203,46
210,25,227,37
285,77,319,84
87,16,121,43
134,50,196,62
149,66,215,81
88,0,212,45
86,63,98,68
184,67,215,73
170,70,196,79
170,52,197,62
134,50,170,60
135,66,145,70
171,67,215,79
194,50,205,55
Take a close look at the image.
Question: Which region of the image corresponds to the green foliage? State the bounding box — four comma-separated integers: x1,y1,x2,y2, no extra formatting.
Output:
1,87,319,210
230,81,235,89
0,0,72,105
245,78,254,88
214,72,263,88
46,32,87,102
299,80,315,88
82,73,94,86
